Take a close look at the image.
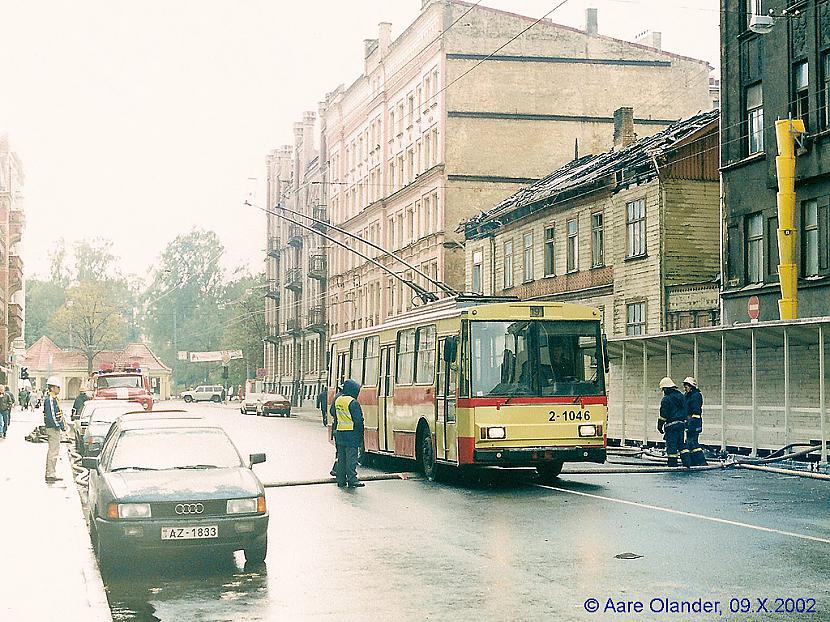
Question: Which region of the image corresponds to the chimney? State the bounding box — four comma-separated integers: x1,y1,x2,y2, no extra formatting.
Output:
318,100,328,164
378,22,391,57
613,107,635,149
302,111,316,165
585,8,598,36
635,30,662,51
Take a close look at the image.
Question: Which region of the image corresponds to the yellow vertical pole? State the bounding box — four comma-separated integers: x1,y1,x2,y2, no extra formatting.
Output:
774,119,805,320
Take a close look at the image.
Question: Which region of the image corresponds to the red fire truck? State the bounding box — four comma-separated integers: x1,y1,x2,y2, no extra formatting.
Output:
92,362,154,411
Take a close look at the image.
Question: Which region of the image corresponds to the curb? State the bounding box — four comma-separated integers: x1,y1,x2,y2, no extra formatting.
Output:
60,445,112,621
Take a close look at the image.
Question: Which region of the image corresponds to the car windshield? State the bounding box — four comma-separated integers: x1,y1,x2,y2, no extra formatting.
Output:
470,319,605,397
88,421,116,436
108,428,243,471
97,375,142,389
90,407,134,425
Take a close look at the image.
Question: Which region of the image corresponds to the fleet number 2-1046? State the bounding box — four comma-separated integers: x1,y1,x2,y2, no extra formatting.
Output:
549,410,591,422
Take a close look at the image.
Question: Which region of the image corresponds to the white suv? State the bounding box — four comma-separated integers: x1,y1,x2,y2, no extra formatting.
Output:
181,385,226,403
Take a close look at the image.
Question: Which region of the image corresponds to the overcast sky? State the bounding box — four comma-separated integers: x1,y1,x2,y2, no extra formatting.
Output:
0,0,719,282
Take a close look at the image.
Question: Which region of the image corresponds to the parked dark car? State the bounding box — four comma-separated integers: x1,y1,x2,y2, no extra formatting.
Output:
258,394,291,417
84,414,268,573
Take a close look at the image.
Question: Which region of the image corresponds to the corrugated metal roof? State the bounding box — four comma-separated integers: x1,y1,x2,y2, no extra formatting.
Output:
464,108,719,240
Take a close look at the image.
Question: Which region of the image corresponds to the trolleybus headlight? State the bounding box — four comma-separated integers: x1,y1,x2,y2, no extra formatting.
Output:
485,426,506,440
578,425,598,437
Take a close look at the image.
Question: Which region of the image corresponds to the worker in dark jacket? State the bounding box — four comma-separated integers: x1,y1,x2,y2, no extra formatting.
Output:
44,376,65,483
682,377,707,466
72,387,89,418
330,379,365,488
316,388,328,426
657,377,686,467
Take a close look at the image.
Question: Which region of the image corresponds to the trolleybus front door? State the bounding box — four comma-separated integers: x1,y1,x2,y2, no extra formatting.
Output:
436,337,458,462
378,345,394,453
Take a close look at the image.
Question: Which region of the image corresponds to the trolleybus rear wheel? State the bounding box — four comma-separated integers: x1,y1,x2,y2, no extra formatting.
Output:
419,428,438,481
536,461,563,483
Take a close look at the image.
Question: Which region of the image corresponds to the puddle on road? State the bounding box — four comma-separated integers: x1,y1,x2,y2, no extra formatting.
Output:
105,551,270,622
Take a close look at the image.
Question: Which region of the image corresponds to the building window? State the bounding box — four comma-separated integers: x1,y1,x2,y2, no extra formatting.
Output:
746,83,764,154
803,199,819,277
472,250,483,294
745,0,763,29
626,302,646,336
544,226,555,276
746,212,764,283
591,213,604,267
823,53,830,129
566,219,578,272
523,232,533,282
626,199,646,258
503,240,514,289
793,61,809,124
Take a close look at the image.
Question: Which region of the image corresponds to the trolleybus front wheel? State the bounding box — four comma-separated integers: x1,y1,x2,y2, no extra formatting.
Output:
536,461,563,483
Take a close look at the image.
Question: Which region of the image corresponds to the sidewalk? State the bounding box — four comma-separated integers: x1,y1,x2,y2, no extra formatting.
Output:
0,407,111,622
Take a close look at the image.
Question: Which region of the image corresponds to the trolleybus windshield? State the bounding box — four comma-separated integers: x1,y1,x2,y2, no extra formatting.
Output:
470,320,604,397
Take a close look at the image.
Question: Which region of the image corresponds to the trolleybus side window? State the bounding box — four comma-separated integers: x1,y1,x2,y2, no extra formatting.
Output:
350,339,365,382
396,328,416,384
414,325,436,384
459,321,470,398
364,336,380,386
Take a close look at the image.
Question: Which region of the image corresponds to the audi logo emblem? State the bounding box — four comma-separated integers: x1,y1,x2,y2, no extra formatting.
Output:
174,503,204,515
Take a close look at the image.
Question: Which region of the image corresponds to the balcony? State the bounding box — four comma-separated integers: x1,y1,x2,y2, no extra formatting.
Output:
306,306,326,333
9,210,23,245
308,254,327,280
312,207,329,230
286,316,303,335
284,267,303,291
8,255,22,295
8,302,22,342
287,224,304,247
264,286,281,302
267,236,281,258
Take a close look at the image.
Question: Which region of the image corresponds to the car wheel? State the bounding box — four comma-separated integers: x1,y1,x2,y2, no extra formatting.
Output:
183,395,193,403
536,461,564,483
211,395,221,403
96,531,116,575
244,535,268,565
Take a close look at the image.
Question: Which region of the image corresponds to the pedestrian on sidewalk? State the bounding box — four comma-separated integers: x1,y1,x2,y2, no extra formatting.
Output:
44,376,65,483
71,386,89,418
316,387,328,426
657,377,686,467
682,377,707,467
0,384,14,438
330,379,365,488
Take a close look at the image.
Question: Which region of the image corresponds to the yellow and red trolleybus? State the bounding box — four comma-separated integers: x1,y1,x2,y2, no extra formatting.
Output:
328,297,608,481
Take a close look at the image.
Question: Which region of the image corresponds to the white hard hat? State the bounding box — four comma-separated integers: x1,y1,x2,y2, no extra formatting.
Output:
658,376,676,389
46,376,62,389
683,376,698,388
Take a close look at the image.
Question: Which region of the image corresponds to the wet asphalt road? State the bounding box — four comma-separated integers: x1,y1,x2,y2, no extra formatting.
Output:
99,402,830,622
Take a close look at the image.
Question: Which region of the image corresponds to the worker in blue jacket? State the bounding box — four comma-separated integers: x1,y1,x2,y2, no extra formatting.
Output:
682,376,707,466
657,377,686,467
43,376,65,483
330,379,365,488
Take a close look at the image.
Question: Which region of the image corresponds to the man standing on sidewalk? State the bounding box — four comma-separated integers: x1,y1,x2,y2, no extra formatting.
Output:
44,376,65,483
316,387,328,426
0,384,13,438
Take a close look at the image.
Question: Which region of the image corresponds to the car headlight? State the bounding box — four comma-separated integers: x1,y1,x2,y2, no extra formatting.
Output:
485,426,506,440
578,424,598,437
227,497,264,514
108,503,152,519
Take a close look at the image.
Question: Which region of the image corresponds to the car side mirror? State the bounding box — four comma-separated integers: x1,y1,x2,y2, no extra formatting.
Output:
82,457,99,470
249,453,266,466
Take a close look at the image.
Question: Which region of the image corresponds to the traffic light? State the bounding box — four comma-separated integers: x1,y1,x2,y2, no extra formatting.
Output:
222,365,229,380
20,367,28,380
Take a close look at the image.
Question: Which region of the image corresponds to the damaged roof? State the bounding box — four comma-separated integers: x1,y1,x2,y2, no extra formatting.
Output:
464,108,719,240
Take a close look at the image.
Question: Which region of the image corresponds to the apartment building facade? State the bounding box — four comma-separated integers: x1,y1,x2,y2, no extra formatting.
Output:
0,135,25,382
263,112,329,404
324,0,713,337
463,110,721,336
721,0,830,322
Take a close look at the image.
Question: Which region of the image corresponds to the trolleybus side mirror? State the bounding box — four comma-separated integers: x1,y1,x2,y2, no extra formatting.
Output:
602,335,610,374
444,335,458,363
